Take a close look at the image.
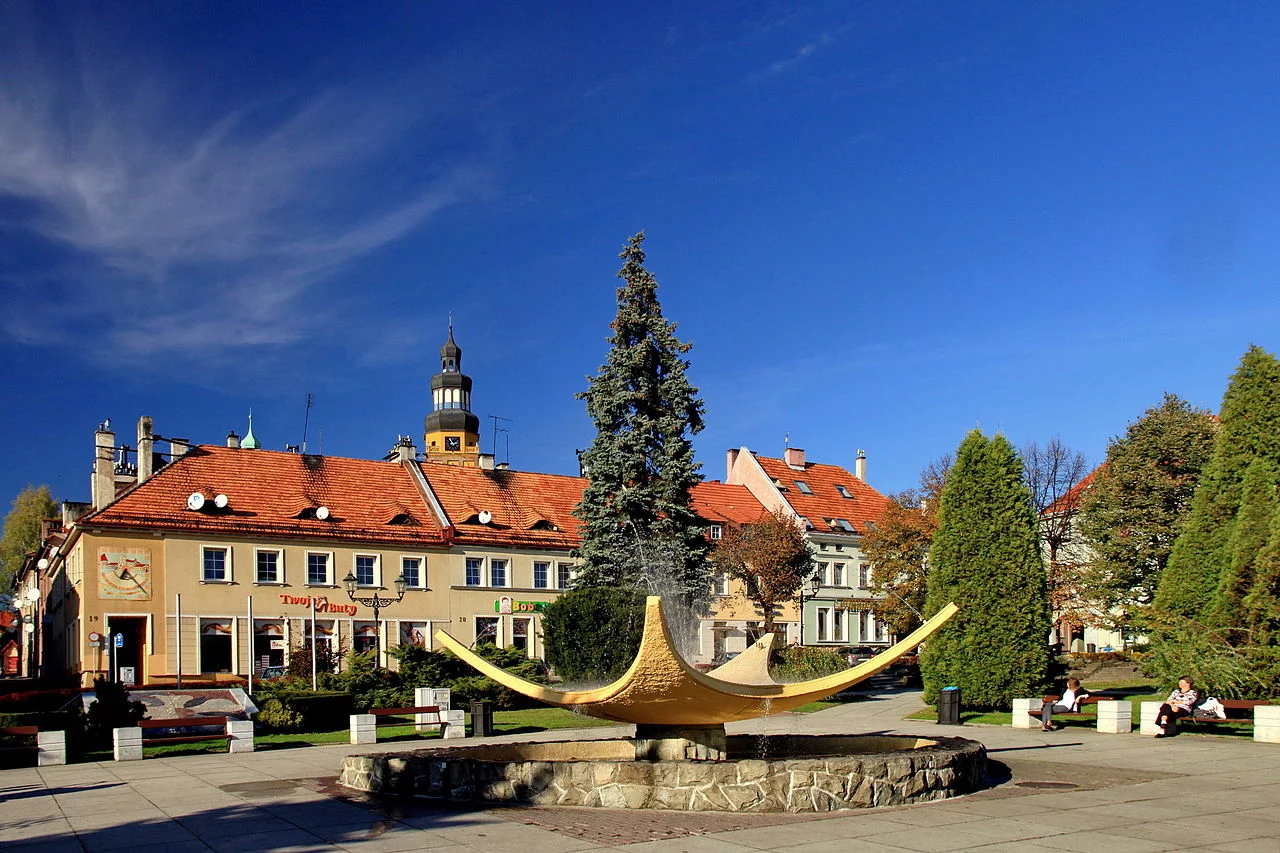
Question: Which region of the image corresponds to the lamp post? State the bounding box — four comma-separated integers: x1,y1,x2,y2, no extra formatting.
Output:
342,571,408,662
796,570,822,647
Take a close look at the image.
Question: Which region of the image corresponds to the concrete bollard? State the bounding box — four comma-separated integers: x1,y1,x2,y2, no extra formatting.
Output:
227,719,255,753
442,709,466,738
1011,698,1041,729
1254,705,1280,744
350,714,377,745
1140,701,1163,735
1096,700,1132,734
37,730,67,766
113,726,143,761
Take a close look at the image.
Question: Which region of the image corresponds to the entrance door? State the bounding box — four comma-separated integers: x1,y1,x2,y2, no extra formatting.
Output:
106,616,148,685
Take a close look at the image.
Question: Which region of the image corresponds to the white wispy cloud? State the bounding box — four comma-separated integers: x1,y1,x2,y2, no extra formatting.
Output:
0,27,492,371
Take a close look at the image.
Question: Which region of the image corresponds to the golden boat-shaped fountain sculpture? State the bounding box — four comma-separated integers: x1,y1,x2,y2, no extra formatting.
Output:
435,597,958,727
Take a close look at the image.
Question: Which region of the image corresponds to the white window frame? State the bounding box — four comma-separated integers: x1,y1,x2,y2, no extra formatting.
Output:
833,609,845,642
253,548,283,585
715,572,730,597
816,606,832,642
200,545,232,584
489,557,509,589
832,562,846,587
858,564,869,590
474,615,501,647
709,524,722,540
556,562,574,590
305,551,333,587
816,561,830,587
353,553,380,588
465,557,483,587
533,561,550,589
400,555,425,589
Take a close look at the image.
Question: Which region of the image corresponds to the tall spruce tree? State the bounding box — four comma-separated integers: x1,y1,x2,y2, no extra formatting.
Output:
921,431,1051,709
1243,512,1280,644
1157,346,1280,621
1078,394,1216,618
573,233,711,614
1210,459,1279,641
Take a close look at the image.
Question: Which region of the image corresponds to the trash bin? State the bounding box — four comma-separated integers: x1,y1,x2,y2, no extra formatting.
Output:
470,701,493,738
1086,643,1096,654
937,686,961,725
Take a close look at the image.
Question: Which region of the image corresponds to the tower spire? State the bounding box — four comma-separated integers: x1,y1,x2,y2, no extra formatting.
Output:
424,324,480,465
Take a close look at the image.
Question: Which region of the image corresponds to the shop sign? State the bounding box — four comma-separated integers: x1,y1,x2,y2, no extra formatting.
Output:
270,639,287,650
278,593,357,615
836,598,877,612
495,596,548,614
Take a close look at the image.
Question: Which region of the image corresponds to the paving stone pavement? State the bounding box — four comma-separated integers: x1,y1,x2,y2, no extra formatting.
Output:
2,684,1279,851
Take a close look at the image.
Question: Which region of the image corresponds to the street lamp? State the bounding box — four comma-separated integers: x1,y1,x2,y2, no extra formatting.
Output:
796,569,822,647
342,571,408,660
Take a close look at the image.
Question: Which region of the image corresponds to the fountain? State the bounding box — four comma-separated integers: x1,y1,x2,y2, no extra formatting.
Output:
340,597,986,812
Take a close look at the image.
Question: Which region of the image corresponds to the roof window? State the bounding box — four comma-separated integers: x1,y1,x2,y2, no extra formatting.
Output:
835,484,853,499
835,518,855,532
794,480,814,495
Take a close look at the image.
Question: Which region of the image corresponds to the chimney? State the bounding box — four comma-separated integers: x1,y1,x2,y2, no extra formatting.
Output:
170,438,190,459
726,448,740,478
137,416,155,482
478,453,496,470
93,422,115,509
227,431,241,449
396,436,416,462
784,447,806,470
62,502,91,526
855,449,867,482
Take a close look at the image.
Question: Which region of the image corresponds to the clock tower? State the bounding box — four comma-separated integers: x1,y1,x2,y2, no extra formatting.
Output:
424,325,481,466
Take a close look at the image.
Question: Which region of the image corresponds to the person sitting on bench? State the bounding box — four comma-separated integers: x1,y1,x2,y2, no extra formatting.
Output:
1154,676,1200,738
1041,678,1089,731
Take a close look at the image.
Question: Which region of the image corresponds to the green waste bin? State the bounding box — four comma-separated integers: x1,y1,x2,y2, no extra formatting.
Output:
470,701,493,737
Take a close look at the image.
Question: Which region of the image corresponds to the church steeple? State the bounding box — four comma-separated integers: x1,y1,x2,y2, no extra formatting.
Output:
424,324,481,465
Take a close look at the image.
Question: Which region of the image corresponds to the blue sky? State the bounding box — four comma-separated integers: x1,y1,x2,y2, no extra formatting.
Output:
2,2,1278,510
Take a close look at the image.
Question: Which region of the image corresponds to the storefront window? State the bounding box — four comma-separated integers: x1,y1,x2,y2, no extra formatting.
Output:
201,620,233,673
512,617,531,654
475,617,499,647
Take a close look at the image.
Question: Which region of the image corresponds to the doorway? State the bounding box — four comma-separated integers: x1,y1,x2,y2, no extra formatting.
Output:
105,616,148,685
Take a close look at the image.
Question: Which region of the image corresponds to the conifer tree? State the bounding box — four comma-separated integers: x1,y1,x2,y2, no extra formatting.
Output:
1078,394,1216,618
1210,460,1279,641
1157,346,1280,620
1243,513,1280,644
921,431,1051,709
573,233,711,614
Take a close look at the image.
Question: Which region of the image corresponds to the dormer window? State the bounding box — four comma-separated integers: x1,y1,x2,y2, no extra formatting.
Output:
794,480,814,495
387,513,417,526
835,484,853,499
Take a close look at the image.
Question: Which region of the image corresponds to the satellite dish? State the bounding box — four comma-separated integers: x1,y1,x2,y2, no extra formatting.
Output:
478,510,492,525
315,506,330,520
214,494,229,509
187,493,206,511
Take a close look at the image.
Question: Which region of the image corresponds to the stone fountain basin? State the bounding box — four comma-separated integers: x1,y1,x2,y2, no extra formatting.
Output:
340,734,986,812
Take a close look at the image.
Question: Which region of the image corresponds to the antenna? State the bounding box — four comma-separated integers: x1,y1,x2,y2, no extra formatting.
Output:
301,393,313,453
489,415,513,465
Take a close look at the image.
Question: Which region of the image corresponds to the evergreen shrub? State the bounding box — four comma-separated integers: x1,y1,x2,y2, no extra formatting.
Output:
541,586,645,684
770,645,847,680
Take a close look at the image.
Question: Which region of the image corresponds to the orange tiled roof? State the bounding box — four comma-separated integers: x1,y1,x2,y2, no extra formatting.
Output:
83,446,447,546
691,482,767,525
752,454,890,535
1043,466,1100,517
418,463,585,550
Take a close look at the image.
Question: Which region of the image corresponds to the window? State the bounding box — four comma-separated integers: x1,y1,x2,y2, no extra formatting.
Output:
475,617,499,647
833,609,845,642
709,524,722,540
794,480,814,495
512,617,531,654
533,561,549,589
816,607,831,642
556,562,574,589
859,610,869,642
202,547,229,582
200,620,233,673
307,552,330,586
355,554,378,587
835,484,853,498
832,562,845,587
816,561,829,586
715,572,730,596
490,558,508,588
465,558,482,586
835,518,855,532
858,564,869,589
255,550,280,584
353,622,378,654
401,557,422,588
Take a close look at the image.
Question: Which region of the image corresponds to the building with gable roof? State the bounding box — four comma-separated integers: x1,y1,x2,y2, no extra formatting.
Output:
723,446,893,650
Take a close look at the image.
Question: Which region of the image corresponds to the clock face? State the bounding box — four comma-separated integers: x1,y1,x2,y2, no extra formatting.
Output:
99,547,153,600
444,436,461,452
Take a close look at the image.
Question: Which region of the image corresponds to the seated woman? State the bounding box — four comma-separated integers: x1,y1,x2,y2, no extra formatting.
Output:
1154,676,1200,738
1041,677,1089,731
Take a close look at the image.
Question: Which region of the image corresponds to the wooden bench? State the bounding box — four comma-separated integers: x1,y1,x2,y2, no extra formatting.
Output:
115,716,254,760
1013,694,1133,733
0,725,67,766
350,704,465,744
